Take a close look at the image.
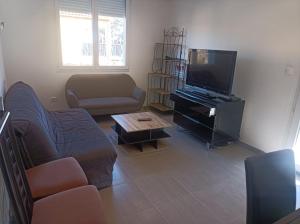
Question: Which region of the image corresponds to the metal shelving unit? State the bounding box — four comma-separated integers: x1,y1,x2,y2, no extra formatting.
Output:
147,27,187,112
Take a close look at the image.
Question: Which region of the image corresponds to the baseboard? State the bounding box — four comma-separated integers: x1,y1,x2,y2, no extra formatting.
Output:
237,141,265,154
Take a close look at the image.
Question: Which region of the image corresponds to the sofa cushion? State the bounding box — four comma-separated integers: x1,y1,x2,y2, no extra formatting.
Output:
32,185,106,224
66,74,136,98
79,97,139,109
50,109,117,188
26,157,88,199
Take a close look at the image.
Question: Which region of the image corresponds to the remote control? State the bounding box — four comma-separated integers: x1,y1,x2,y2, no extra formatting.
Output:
138,117,152,122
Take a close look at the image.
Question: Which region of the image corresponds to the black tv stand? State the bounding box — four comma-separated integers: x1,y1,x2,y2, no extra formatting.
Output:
170,90,245,149
177,89,236,102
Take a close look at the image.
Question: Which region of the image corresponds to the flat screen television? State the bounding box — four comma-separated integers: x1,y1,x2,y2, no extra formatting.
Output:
186,49,237,96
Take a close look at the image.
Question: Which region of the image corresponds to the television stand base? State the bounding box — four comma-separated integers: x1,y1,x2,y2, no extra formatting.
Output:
170,92,245,148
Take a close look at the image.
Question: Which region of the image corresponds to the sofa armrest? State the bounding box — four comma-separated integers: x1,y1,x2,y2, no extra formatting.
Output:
66,89,79,108
132,86,146,108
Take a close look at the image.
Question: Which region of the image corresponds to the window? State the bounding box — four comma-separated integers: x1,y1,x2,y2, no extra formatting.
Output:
58,0,127,67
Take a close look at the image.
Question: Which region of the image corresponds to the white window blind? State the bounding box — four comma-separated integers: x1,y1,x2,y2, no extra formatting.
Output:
59,0,92,15
96,0,126,18
57,0,127,67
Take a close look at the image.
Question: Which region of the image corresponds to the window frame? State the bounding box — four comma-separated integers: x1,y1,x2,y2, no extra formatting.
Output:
55,0,130,72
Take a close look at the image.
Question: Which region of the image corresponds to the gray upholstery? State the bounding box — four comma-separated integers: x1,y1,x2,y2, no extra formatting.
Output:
5,82,117,189
65,74,146,115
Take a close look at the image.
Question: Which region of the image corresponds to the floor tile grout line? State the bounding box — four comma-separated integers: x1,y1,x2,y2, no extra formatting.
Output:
132,175,172,224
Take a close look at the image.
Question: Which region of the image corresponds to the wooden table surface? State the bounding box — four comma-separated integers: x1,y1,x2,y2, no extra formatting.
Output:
111,112,172,133
274,209,300,224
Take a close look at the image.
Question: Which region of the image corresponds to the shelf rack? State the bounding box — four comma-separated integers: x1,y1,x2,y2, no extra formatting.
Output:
147,27,187,112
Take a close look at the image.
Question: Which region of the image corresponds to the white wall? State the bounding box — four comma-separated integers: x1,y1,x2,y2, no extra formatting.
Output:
0,0,172,110
2,0,300,152
169,0,300,152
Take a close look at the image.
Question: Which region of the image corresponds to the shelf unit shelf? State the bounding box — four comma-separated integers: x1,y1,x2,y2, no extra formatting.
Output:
147,27,186,112
164,59,186,62
149,88,171,95
150,103,173,112
148,72,172,78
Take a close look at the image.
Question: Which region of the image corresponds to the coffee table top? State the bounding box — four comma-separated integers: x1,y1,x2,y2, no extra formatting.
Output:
111,112,172,133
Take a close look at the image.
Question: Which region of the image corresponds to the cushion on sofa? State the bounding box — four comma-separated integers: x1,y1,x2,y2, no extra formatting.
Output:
66,74,136,98
50,109,117,188
79,97,139,109
26,157,88,199
31,185,106,224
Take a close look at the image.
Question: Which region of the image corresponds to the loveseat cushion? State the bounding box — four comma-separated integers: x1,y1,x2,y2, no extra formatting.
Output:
66,74,136,99
32,185,106,224
79,97,139,109
26,157,88,199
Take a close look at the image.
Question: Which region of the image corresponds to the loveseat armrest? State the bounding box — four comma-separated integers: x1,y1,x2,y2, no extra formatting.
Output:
66,89,79,108
132,86,146,108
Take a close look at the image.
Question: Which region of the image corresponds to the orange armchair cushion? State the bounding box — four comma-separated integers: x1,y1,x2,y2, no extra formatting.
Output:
32,185,106,224
26,157,88,199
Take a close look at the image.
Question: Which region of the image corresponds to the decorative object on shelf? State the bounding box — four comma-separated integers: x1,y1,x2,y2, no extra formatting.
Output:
147,27,187,112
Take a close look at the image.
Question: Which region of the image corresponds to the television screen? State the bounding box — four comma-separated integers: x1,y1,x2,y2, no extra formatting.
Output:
186,49,237,96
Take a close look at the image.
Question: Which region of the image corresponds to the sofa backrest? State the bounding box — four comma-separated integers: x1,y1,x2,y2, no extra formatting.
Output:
66,74,136,99
4,82,57,165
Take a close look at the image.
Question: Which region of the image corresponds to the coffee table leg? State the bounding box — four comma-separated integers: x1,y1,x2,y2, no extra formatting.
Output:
135,143,143,152
150,140,158,149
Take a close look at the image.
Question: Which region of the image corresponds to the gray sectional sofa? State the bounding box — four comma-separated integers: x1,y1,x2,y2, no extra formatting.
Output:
65,74,146,115
4,82,117,189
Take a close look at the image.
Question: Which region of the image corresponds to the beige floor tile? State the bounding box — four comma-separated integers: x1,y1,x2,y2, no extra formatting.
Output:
100,182,153,218
98,116,256,224
154,194,221,224
107,208,169,224
192,179,246,223
116,150,176,179
134,173,190,205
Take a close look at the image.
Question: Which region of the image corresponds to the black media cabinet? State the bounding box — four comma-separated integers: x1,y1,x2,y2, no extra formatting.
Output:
170,90,245,149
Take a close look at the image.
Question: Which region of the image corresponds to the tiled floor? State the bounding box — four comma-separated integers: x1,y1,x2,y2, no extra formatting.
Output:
98,114,257,224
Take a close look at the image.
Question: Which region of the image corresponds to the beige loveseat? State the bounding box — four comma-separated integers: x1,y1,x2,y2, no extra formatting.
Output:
65,74,146,116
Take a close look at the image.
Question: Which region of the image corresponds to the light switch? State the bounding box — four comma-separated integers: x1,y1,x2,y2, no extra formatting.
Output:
285,64,295,76
0,22,4,32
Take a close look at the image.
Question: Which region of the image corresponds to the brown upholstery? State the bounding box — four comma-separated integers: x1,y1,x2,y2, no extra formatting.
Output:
26,157,88,199
0,113,106,224
32,185,106,224
65,74,146,115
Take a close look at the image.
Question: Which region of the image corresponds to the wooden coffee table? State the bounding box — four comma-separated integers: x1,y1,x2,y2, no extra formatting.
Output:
111,112,172,152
